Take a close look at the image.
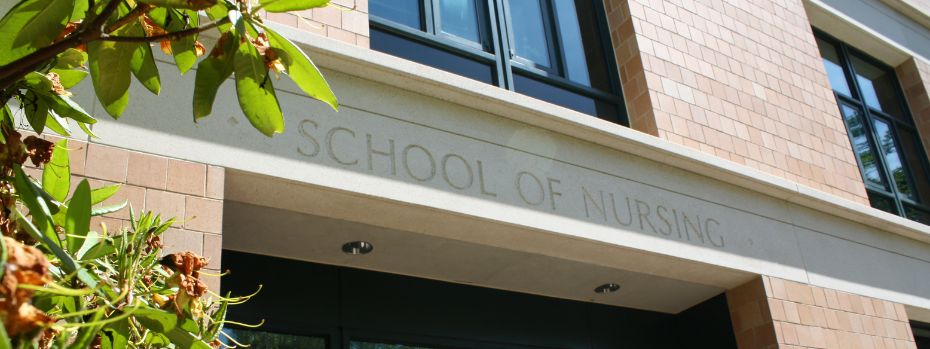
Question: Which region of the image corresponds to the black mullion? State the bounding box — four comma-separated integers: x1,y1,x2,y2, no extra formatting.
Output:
512,65,616,100
497,0,515,90
591,0,627,125
543,0,565,77
484,0,506,87
838,98,893,195
424,0,435,34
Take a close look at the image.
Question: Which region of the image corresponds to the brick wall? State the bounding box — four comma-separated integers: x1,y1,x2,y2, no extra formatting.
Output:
727,276,917,349
23,135,224,292
263,0,369,48
604,0,869,204
897,58,930,158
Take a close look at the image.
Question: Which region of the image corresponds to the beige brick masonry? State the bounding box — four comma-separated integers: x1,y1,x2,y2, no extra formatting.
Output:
604,0,869,204
727,276,918,349
263,0,369,48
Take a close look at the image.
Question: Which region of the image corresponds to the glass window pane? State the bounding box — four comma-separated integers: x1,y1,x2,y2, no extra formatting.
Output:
895,127,930,203
840,105,887,189
371,28,496,84
439,0,481,43
816,37,852,96
904,204,930,225
508,0,552,68
554,0,588,86
371,0,422,30
850,55,904,119
867,190,898,215
872,118,915,199
513,72,618,120
224,329,326,349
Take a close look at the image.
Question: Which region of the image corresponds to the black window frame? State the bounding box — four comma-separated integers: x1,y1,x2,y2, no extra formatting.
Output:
368,0,628,125
814,29,930,223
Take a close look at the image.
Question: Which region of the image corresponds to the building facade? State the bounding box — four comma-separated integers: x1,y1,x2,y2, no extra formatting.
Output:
29,0,930,348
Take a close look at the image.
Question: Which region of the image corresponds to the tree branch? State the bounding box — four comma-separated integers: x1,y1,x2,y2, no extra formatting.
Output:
100,17,228,42
0,0,122,92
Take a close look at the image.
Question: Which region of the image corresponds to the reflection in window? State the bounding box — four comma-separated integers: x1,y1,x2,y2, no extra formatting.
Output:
851,55,904,119
370,0,422,30
872,118,914,200
439,0,481,44
816,37,851,97
554,0,587,86
223,329,326,349
508,0,552,68
840,105,886,189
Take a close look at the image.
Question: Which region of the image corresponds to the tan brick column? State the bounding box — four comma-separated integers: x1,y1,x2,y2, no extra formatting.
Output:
727,276,918,349
897,58,930,158
25,137,226,292
602,0,868,204
263,0,369,48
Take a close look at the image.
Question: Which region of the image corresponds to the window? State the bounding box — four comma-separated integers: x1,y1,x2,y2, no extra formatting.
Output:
814,31,930,224
368,0,626,124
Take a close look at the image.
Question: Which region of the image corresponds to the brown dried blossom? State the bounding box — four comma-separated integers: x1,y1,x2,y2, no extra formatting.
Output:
45,72,70,96
0,237,54,337
161,252,210,317
22,136,54,167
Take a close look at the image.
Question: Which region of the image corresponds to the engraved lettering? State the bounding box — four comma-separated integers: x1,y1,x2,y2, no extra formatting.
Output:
655,205,673,236
681,213,704,244
477,161,497,197
402,144,436,182
547,178,562,211
441,154,473,190
608,193,633,226
326,127,358,166
635,199,658,234
367,134,396,175
705,218,724,247
297,119,320,157
582,187,606,221
516,171,545,206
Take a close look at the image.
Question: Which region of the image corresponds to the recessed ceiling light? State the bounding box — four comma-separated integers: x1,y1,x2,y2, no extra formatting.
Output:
342,241,374,255
594,283,620,294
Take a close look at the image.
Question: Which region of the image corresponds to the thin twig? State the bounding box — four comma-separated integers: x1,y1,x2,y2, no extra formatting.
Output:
100,17,229,42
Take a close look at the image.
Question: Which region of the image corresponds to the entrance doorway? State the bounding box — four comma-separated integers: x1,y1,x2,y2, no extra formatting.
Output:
221,250,739,349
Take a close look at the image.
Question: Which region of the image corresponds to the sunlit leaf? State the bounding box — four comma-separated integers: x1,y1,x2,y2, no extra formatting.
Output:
193,32,235,120
42,139,70,202
44,93,96,124
45,109,71,136
0,0,73,66
234,33,284,136
90,184,121,205
168,10,199,74
126,20,161,94
134,307,213,349
92,200,127,216
88,40,133,118
260,0,328,13
23,90,48,134
66,179,92,251
54,48,87,69
263,25,338,111
138,0,217,10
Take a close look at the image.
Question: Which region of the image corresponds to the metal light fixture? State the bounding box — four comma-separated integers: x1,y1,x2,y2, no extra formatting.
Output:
342,241,374,255
594,283,620,294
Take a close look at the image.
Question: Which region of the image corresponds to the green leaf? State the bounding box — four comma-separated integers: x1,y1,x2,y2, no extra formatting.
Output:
100,320,129,349
45,109,71,136
15,209,73,272
65,179,91,251
0,314,9,349
54,48,88,69
92,200,127,216
234,35,284,136
45,94,96,124
0,0,73,66
134,307,213,349
263,25,338,111
90,184,121,205
88,40,133,118
138,0,217,10
23,90,48,134
125,20,161,94
260,0,329,13
42,139,70,202
50,68,88,89
168,10,200,74
194,32,236,120
23,71,53,91
67,309,104,349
